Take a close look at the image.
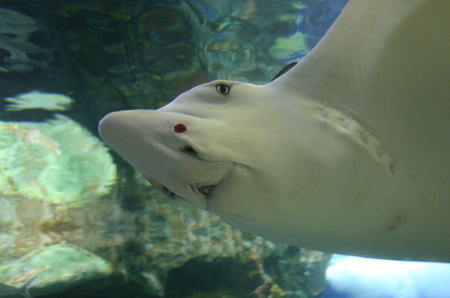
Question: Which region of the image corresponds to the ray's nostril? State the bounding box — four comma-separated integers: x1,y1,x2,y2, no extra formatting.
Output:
180,145,199,158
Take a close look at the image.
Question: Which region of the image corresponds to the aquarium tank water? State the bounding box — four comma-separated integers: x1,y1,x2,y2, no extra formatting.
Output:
0,0,449,298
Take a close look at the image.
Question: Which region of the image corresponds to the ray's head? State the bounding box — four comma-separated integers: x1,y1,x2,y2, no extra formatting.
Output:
98,80,278,213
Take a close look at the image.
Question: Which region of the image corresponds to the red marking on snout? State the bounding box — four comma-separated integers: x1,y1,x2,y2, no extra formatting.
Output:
174,123,187,133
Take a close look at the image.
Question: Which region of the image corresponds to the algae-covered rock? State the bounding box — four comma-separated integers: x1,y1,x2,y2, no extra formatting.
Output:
0,105,118,266
0,114,116,205
4,91,73,112
269,32,309,61
190,0,310,82
0,243,113,297
0,8,53,73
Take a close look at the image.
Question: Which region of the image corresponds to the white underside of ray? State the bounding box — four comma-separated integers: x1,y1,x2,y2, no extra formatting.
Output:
264,0,450,260
99,0,450,262
272,0,449,171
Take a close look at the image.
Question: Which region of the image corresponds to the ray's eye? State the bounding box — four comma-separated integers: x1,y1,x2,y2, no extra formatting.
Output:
216,83,230,95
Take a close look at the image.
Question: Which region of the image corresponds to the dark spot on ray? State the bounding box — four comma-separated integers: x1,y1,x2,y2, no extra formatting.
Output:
174,123,187,133
386,214,406,231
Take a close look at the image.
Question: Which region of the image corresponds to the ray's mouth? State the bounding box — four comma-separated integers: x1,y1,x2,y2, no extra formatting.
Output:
146,157,236,210
190,183,216,199
160,183,216,199
160,182,218,204
155,145,218,204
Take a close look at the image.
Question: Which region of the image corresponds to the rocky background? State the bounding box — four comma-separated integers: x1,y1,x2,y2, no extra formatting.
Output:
0,1,346,297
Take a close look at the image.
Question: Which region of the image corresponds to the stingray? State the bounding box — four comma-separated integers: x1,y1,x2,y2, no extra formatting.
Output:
98,0,449,262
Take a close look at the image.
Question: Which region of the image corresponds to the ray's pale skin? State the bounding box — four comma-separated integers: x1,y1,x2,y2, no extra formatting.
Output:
99,0,450,262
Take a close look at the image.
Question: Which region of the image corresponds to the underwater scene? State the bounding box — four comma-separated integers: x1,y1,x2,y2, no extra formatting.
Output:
1,0,449,297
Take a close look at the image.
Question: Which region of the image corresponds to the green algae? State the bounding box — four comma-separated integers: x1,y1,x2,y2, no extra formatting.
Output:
0,243,112,296
0,114,116,206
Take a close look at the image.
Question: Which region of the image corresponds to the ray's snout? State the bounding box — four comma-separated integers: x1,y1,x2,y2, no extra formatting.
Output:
98,111,131,144
98,110,183,199
97,110,159,173
98,110,158,150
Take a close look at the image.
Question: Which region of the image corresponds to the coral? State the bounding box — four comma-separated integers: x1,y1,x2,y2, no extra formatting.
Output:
0,114,116,206
269,32,309,61
188,1,311,82
270,284,287,297
0,243,113,296
0,90,119,269
4,91,73,111
250,253,273,298
0,8,52,73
